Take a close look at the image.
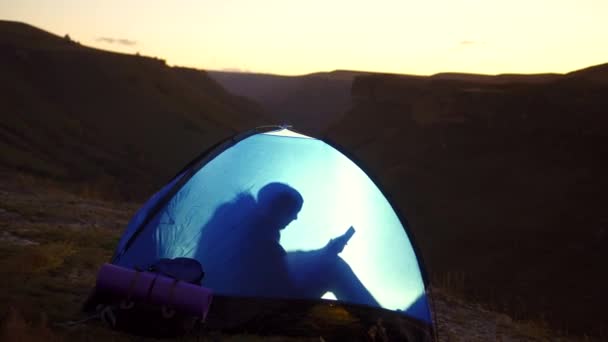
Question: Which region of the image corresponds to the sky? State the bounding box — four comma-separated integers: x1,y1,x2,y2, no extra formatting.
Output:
1,0,607,76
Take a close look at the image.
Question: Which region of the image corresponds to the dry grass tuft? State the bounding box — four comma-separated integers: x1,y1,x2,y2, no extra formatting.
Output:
0,307,62,342
0,242,76,274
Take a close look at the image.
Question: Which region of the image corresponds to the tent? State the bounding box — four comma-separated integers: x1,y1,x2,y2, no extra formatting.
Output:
111,126,433,334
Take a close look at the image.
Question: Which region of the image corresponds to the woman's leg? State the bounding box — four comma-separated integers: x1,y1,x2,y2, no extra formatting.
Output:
328,257,379,307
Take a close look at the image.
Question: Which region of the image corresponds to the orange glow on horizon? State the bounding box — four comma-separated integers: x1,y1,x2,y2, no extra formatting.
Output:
2,0,607,76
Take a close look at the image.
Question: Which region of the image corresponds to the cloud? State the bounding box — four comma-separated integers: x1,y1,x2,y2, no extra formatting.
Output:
221,67,252,73
96,37,137,46
454,40,488,50
459,40,477,46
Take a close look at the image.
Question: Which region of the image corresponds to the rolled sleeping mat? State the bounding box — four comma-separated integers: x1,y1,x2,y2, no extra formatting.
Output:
96,263,213,320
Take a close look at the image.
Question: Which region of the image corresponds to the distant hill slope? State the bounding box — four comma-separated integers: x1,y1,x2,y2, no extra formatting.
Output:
207,70,364,135
565,63,608,84
0,21,267,199
207,68,577,135
325,63,608,336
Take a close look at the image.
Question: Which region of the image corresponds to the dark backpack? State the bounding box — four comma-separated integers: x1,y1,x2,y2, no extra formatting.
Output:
147,257,205,284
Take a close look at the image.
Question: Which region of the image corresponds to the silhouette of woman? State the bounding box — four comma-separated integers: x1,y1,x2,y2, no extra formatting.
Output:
196,182,378,307
195,183,300,297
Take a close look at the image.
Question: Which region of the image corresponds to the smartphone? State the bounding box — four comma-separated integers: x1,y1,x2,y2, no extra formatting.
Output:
343,226,356,243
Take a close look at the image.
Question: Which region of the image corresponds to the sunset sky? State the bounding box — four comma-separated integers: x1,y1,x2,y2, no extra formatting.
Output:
2,0,607,76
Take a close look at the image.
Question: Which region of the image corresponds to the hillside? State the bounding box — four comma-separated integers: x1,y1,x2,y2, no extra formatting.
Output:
0,21,267,200
207,70,362,135
325,64,608,336
565,63,608,84
0,176,586,341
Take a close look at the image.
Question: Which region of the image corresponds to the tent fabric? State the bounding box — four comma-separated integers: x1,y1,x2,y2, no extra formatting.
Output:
112,127,433,324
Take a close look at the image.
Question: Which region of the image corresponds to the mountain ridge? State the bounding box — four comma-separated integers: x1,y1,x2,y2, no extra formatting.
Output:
0,20,267,200
210,63,608,135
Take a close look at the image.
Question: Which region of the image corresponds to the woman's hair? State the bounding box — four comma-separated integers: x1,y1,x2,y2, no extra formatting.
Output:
257,182,303,216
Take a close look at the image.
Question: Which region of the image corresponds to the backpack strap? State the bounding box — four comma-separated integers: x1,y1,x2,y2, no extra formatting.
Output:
161,279,180,319
120,270,142,309
126,270,140,299
145,273,160,302
168,279,179,304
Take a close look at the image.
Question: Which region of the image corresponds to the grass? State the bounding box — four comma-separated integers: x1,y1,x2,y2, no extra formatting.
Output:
429,275,605,342
0,178,131,341
0,178,328,341
7,171,130,202
0,233,118,323
1,307,62,342
1,175,600,341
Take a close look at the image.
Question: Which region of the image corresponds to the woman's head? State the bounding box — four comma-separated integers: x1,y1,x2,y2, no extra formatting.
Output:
257,182,303,229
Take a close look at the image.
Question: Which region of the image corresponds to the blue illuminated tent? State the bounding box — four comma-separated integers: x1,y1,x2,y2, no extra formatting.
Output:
111,126,433,331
